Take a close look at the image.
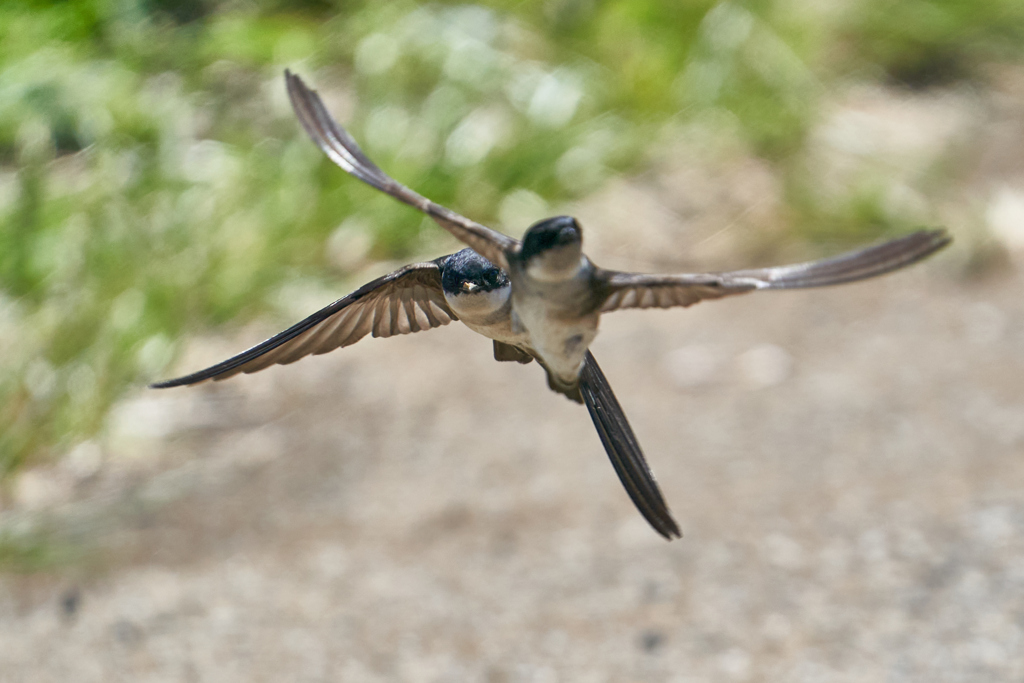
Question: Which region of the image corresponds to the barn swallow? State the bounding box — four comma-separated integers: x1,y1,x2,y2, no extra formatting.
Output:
282,70,951,406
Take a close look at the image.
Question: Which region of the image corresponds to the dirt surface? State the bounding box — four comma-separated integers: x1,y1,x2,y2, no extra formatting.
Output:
4,83,1024,682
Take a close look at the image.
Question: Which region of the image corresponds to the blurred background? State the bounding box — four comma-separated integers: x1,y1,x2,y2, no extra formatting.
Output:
2,0,1024,680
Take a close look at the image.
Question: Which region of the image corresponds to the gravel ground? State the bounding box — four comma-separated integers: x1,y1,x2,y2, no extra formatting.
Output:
3,83,1024,683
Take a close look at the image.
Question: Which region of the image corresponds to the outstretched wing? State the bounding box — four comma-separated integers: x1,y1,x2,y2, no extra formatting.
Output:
285,70,518,270
152,259,457,388
578,351,681,540
599,228,950,312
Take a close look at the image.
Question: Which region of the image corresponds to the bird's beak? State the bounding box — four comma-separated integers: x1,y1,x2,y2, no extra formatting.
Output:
462,282,478,292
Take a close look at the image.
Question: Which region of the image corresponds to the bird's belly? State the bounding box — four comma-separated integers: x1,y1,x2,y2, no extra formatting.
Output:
513,306,599,383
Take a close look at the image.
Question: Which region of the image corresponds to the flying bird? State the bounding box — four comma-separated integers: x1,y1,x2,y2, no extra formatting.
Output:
152,248,682,538
152,71,951,540
282,70,949,401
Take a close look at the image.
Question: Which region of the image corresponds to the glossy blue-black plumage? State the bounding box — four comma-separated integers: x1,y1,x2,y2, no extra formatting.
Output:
441,249,509,295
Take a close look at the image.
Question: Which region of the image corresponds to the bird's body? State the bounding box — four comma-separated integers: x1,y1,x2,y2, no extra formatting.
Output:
153,246,683,538
506,226,603,397
442,247,599,389
507,261,602,399
151,71,952,540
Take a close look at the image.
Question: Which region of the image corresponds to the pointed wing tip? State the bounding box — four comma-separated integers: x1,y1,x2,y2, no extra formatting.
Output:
285,69,320,109
913,226,951,244
902,227,953,264
907,226,951,248
151,366,231,389
926,227,953,250
284,69,306,98
149,376,206,390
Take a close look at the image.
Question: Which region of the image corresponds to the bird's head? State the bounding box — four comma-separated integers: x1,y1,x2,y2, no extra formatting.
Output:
520,216,583,282
441,249,511,317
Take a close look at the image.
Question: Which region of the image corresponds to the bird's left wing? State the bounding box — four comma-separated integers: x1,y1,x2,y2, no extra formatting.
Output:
151,259,457,388
285,70,518,270
599,228,950,312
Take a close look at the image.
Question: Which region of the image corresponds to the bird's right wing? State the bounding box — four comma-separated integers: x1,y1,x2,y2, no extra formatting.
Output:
599,229,950,312
579,351,681,540
285,70,519,270
151,259,457,388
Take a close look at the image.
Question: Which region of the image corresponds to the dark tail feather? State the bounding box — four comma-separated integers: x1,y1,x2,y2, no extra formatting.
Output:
578,351,681,540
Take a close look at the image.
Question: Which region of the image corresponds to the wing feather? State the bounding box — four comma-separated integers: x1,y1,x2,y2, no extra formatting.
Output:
411,288,433,330
344,309,377,347
285,70,518,269
151,259,457,388
601,229,950,313
372,296,391,338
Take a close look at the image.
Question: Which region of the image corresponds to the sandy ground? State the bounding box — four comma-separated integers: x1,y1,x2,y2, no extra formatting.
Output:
3,82,1024,682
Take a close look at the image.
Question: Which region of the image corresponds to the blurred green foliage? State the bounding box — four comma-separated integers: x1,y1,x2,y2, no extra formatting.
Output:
1,0,1021,479
0,524,82,573
840,0,1024,87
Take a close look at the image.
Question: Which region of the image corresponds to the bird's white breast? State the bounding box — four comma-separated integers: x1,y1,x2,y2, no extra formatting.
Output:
510,268,600,384
444,285,510,321
444,285,530,348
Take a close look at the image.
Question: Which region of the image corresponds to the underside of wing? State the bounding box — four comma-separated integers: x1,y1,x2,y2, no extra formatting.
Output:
578,351,681,540
151,260,457,388
726,228,950,288
599,273,755,312
285,70,518,269
600,228,950,313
